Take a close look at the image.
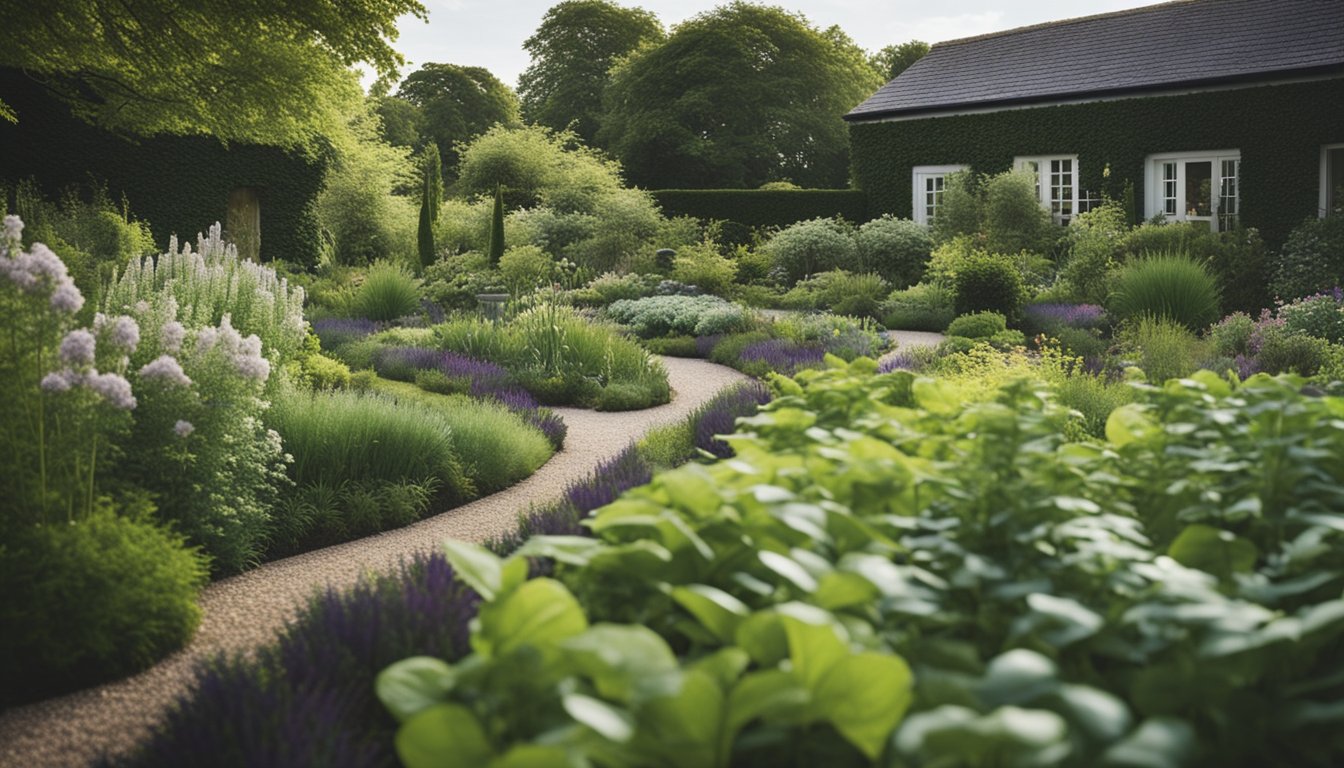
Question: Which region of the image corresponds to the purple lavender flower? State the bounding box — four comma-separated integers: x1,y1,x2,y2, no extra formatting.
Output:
690,381,770,459
59,329,96,367
87,371,136,410
140,355,192,387
878,351,923,373
695,334,724,358
175,420,195,438
312,318,377,350
1024,303,1107,331
739,339,825,375
563,445,652,513
1234,354,1260,379
527,408,567,450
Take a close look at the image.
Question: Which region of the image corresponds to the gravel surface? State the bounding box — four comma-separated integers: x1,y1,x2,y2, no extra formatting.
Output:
0,356,750,768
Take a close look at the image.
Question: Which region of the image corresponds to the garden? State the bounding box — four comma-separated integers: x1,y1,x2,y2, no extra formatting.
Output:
5,1,1344,765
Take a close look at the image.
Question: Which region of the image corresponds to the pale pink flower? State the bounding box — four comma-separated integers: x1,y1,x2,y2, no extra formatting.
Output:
87,372,136,410
174,420,194,438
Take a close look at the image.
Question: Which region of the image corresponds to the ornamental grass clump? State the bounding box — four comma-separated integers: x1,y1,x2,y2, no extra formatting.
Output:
354,261,421,322
1108,251,1221,331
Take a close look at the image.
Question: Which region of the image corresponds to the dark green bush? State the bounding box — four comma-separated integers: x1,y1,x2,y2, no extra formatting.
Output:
650,189,869,229
1278,291,1344,343
764,217,857,285
953,252,1026,318
1109,252,1221,331
1271,216,1344,300
1256,327,1332,376
641,335,699,357
0,500,206,707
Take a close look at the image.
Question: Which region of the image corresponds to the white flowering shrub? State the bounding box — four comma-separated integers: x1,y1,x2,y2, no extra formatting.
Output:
103,222,307,365
121,304,290,574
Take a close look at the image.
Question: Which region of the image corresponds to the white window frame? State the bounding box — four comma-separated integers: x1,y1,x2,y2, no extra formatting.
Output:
1322,143,1344,218
1014,155,1079,224
1144,149,1241,232
911,165,968,226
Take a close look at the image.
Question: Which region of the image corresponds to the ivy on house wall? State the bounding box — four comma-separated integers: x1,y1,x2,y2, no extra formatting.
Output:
0,69,327,268
848,78,1344,249
651,189,870,229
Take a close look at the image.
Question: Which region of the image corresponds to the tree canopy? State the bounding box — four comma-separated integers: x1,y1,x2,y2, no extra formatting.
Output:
397,63,521,179
598,2,882,189
0,0,425,147
870,40,931,81
518,0,664,148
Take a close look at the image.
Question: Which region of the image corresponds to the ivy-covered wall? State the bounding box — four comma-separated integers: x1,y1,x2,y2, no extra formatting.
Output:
651,189,870,228
0,70,327,268
848,77,1344,248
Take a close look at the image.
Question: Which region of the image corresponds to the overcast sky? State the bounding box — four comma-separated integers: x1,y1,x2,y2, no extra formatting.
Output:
368,0,1159,89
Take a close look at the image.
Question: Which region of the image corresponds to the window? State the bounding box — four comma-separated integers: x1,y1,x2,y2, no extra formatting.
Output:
911,165,968,226
1323,144,1344,217
1145,150,1241,232
1015,155,1079,224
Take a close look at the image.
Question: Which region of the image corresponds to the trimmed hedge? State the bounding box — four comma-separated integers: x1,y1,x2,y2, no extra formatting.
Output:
0,69,327,268
849,78,1344,249
651,189,870,228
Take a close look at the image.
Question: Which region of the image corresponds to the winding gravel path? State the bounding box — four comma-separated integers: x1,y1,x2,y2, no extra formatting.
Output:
0,356,751,768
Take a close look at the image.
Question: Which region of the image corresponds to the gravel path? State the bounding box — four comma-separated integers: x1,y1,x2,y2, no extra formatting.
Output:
0,356,751,768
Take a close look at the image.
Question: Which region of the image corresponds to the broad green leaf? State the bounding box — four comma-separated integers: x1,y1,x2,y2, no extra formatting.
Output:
1167,524,1258,580
396,704,493,768
476,578,588,658
672,585,750,644
736,611,789,666
490,745,573,768
724,670,810,753
514,535,604,566
377,656,455,723
636,669,725,768
913,377,961,414
563,693,635,743
780,608,849,690
689,648,751,690
978,649,1058,707
918,706,1069,762
813,652,914,759
441,539,506,601
562,623,678,701
1106,403,1156,447
813,571,880,611
1103,717,1196,768
1187,369,1232,397
1018,593,1104,648
1056,684,1132,742
759,551,819,592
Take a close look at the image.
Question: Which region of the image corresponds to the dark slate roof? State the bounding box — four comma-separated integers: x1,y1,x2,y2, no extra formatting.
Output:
847,0,1344,121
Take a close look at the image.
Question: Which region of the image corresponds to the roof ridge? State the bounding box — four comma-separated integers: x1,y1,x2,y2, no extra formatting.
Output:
932,0,1207,49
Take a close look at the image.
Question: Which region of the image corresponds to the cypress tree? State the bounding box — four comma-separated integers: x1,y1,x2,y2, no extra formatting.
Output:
417,144,443,271
488,183,505,266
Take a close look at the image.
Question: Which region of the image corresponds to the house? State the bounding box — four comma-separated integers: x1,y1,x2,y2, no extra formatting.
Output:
0,68,327,267
844,0,1344,248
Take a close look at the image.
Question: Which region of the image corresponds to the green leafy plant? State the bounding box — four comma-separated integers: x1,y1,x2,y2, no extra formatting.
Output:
764,217,857,285
1117,314,1207,383
497,244,555,298
488,183,505,266
670,243,737,296
417,144,443,271
854,215,931,288
882,282,955,331
1271,215,1344,299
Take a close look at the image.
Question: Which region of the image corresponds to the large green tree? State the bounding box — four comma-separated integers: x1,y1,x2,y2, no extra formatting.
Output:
397,63,521,179
0,0,425,146
870,40,931,81
518,0,664,148
598,2,882,189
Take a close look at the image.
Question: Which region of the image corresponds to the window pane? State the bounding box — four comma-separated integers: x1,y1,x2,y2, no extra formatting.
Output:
1186,161,1212,217
1163,162,1178,216
1219,159,1239,232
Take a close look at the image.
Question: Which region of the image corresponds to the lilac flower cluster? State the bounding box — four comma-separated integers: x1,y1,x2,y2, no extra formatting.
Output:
1024,303,1108,331
95,313,141,353
139,355,193,387
739,339,826,375
42,323,140,410
1,216,85,315
195,316,271,383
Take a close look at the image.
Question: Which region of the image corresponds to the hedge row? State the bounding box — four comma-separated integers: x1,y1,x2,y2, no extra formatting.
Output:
651,189,870,229
849,77,1344,249
0,68,327,268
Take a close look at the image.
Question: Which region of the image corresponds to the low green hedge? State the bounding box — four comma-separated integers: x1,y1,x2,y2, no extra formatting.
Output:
651,189,870,229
